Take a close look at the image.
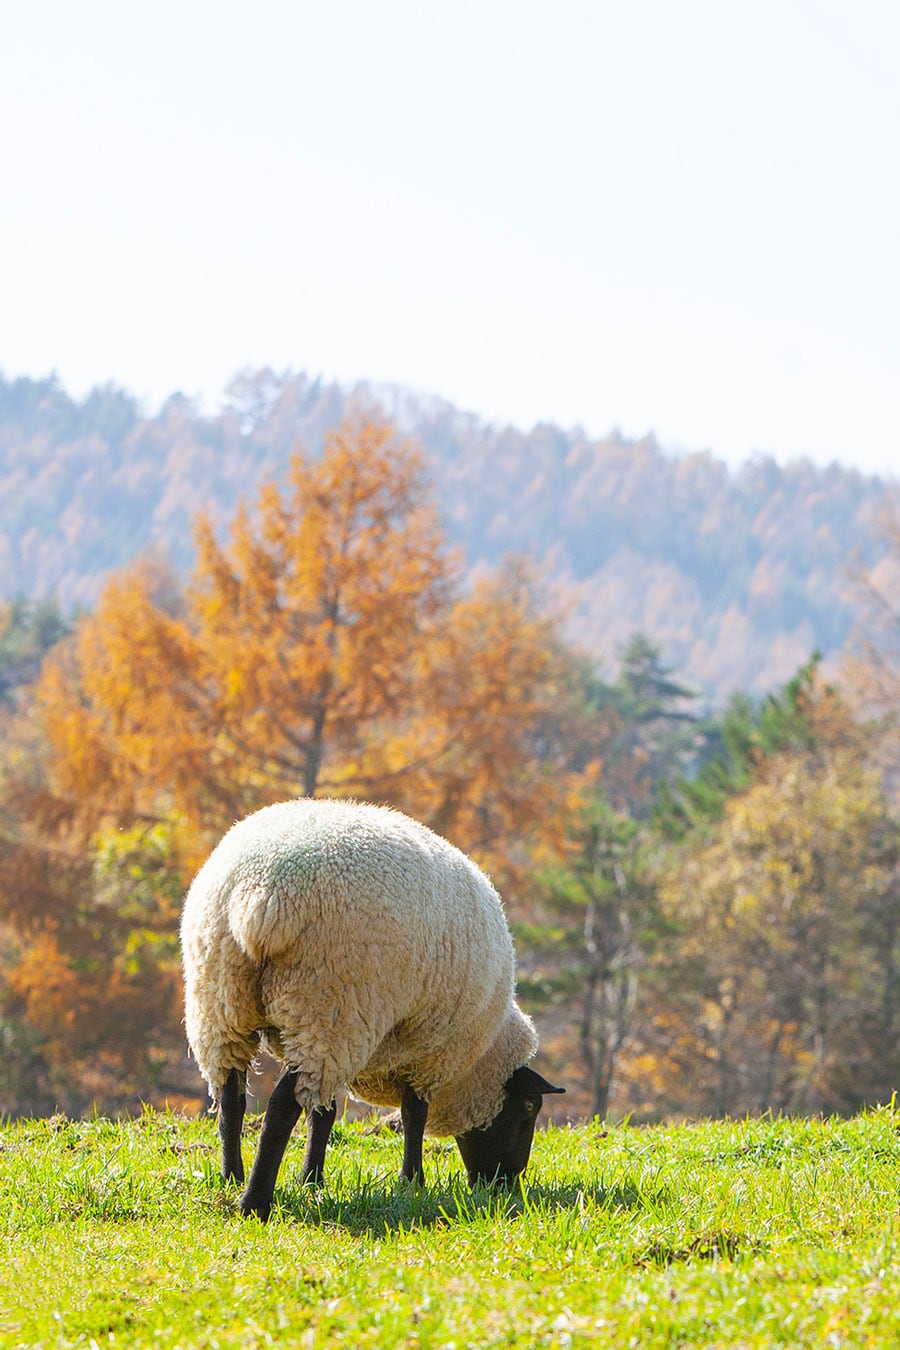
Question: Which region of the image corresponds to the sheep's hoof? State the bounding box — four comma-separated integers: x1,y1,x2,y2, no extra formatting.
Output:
238,1194,270,1221
398,1170,425,1187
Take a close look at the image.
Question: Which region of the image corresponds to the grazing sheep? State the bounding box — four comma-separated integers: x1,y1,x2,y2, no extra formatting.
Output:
181,798,563,1219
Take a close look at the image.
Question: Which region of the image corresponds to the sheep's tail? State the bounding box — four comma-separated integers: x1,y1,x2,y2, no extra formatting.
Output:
226,879,305,963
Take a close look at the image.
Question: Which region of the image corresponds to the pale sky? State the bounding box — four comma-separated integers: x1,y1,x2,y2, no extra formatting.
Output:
2,1,898,477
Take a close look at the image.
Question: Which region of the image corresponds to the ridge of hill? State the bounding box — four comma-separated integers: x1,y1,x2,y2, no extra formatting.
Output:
2,367,895,701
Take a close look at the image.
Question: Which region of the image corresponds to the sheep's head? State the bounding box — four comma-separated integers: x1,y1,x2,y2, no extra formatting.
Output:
454,1065,564,1185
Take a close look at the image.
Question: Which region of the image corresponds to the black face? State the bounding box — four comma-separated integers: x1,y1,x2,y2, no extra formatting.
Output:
454,1065,565,1186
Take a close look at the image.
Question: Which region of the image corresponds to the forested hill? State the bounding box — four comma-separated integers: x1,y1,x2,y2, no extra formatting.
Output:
2,367,896,702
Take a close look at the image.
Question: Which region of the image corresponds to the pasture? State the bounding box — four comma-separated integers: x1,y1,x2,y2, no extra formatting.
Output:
1,1107,899,1347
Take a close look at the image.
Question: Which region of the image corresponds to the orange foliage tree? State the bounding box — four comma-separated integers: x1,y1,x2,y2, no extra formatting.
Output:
37,420,593,865
38,422,452,845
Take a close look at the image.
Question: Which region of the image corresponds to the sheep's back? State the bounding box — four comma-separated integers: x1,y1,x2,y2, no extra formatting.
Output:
183,798,511,977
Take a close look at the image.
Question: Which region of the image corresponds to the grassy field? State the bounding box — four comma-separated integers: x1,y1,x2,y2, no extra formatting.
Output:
1,1106,899,1348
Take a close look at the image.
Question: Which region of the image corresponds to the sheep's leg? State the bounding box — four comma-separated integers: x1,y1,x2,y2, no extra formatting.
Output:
400,1083,429,1184
302,1100,337,1183
219,1068,246,1183
239,1068,303,1220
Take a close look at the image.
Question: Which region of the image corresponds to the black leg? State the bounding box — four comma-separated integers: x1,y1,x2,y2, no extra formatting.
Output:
219,1069,246,1184
239,1068,303,1220
302,1100,337,1183
400,1082,429,1183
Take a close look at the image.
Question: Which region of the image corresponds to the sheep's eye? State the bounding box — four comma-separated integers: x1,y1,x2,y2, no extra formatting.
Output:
523,1099,539,1117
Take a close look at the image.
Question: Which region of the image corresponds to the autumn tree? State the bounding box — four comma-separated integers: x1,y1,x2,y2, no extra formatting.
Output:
656,676,899,1116
36,419,594,866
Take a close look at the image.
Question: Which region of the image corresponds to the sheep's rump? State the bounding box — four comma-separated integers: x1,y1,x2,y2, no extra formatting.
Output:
181,799,532,1130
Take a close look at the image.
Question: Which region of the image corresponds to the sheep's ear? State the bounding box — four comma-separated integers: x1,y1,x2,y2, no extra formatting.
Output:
508,1065,565,1097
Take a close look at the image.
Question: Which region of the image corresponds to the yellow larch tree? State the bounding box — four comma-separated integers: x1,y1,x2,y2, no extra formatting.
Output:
35,419,596,873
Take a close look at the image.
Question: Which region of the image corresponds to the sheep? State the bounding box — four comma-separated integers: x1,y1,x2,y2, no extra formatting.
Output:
181,797,564,1219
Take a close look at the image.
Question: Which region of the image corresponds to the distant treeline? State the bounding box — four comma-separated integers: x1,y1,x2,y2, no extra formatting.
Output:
1,367,897,699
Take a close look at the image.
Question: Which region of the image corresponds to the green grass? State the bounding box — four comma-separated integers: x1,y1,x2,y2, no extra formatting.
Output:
2,1107,900,1347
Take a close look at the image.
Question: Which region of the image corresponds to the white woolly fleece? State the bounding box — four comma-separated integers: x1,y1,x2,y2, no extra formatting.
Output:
180,799,538,1136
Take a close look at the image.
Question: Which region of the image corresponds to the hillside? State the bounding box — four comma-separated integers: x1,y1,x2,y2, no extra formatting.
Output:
2,367,895,701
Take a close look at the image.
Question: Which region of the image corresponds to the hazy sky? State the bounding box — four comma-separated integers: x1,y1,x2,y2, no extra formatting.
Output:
2,1,898,477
